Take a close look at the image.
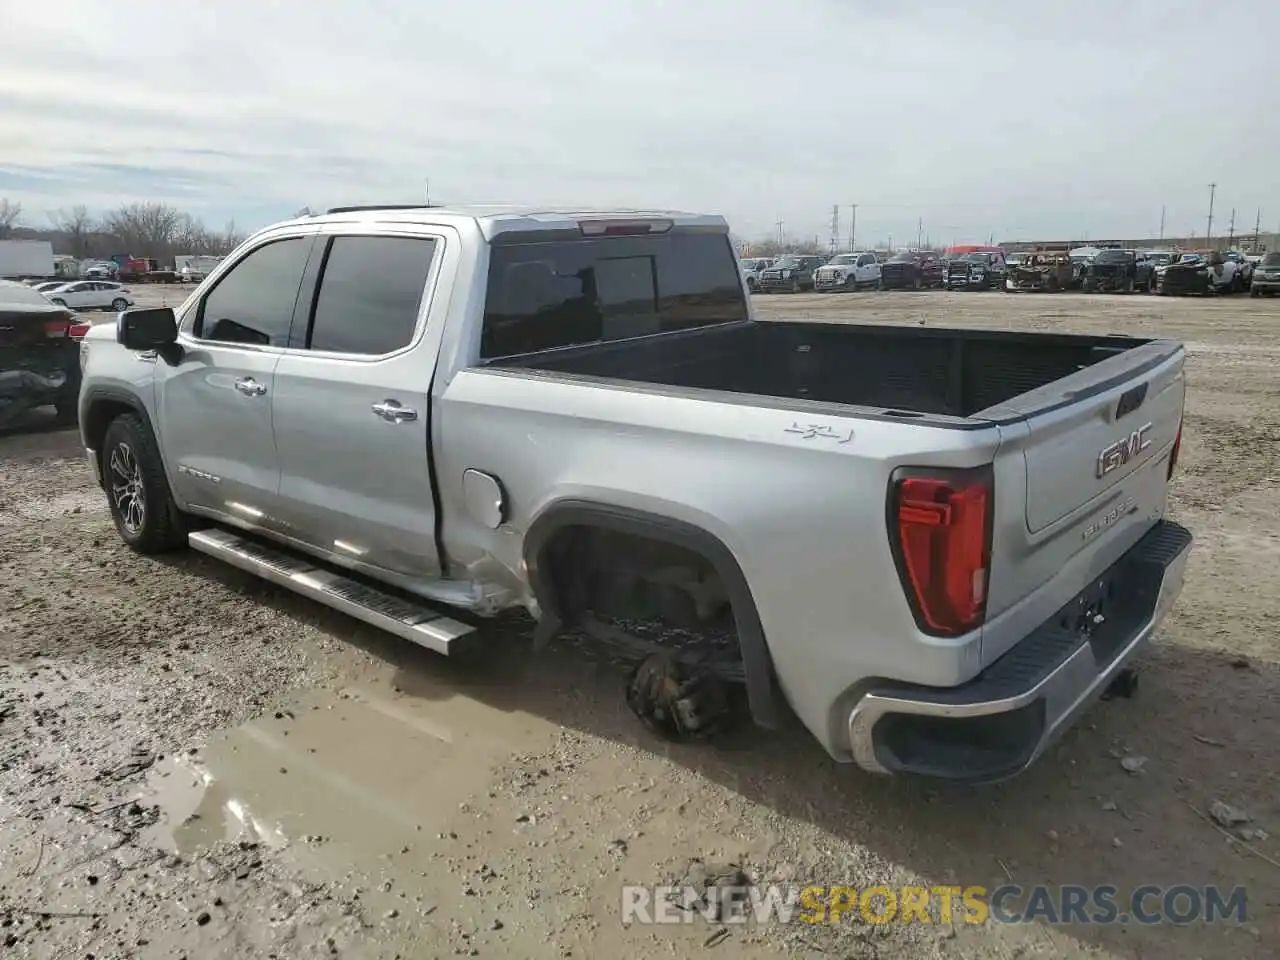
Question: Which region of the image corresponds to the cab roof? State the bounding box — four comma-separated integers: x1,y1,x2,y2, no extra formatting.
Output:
278,205,729,243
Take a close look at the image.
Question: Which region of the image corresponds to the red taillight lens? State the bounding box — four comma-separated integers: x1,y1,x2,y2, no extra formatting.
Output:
69,322,91,339
889,466,993,637
44,318,72,338
1168,420,1182,480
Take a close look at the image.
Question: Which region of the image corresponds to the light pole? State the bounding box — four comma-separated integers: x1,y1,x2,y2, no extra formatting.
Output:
1206,183,1216,248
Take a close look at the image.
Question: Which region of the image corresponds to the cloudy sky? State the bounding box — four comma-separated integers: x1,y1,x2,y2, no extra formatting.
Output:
3,0,1277,247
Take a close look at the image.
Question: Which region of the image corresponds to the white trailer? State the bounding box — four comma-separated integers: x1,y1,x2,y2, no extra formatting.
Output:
0,240,56,280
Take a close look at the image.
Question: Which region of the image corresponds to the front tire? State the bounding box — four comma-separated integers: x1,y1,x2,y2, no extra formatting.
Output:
101,414,187,554
790,277,801,294
111,297,129,311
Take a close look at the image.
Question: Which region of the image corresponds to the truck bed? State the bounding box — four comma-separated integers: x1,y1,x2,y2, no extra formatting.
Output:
486,320,1149,419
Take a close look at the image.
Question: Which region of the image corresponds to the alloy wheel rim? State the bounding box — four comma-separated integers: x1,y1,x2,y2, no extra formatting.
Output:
108,442,146,534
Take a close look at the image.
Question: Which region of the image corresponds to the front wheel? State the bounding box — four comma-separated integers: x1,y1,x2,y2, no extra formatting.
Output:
101,414,188,554
111,297,129,311
790,277,801,293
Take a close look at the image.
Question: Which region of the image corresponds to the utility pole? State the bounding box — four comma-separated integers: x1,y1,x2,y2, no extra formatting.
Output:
425,178,430,205
776,219,785,248
1228,208,1236,247
829,205,840,254
1159,205,1165,241
1255,208,1262,250
1206,183,1216,248
916,217,923,250
848,204,857,252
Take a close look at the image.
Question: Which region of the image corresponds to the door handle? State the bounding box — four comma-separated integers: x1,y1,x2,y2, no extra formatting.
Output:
234,377,267,397
371,400,418,423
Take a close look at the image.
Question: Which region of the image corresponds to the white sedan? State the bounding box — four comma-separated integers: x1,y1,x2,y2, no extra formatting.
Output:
45,281,135,312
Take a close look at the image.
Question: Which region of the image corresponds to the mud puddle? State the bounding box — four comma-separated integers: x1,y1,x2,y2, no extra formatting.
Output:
138,674,562,920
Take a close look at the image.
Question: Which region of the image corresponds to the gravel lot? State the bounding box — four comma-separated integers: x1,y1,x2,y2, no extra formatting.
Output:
2,287,1277,959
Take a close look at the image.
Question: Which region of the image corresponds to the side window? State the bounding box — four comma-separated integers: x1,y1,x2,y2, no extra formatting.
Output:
858,255,873,267
197,237,312,346
306,235,437,356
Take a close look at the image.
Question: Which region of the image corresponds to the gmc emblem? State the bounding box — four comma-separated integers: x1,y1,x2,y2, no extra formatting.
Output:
1096,422,1153,478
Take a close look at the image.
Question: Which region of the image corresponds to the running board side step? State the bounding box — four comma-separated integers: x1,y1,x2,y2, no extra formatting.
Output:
188,528,475,655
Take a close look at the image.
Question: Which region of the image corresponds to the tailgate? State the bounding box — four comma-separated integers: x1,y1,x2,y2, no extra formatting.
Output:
979,340,1185,656
1019,344,1183,532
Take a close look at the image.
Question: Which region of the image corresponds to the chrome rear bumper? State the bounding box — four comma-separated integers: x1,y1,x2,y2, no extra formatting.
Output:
847,521,1193,781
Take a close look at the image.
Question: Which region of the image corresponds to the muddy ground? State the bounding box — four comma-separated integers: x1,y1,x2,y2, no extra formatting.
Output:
1,287,1277,959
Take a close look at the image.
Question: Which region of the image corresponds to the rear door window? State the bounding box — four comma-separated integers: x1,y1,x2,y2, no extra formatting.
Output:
304,235,437,356
481,232,747,359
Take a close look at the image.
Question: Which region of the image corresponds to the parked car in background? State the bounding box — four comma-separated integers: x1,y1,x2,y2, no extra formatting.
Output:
738,257,773,292
1007,249,1075,292
878,250,944,290
757,254,827,293
1156,252,1239,296
44,281,136,313
81,261,118,280
1080,249,1153,293
943,248,1008,290
0,279,81,428
1249,251,1280,296
813,252,880,292
1223,251,1253,288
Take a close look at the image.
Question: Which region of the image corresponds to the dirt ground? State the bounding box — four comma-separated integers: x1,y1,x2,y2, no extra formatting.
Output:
1,287,1277,959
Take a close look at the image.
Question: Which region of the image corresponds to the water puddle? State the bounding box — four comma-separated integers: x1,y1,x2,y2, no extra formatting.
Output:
137,674,562,900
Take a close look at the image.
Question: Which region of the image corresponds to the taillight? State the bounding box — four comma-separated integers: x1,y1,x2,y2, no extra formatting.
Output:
888,466,993,637
1168,420,1183,480
44,318,72,338
69,322,91,339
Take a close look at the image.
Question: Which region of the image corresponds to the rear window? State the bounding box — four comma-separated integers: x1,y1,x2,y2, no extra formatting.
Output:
480,232,748,359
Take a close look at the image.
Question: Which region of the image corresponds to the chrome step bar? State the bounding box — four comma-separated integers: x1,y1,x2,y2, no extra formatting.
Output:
188,528,474,655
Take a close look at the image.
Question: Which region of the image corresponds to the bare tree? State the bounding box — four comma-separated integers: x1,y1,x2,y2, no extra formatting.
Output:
101,202,184,260
48,205,96,258
0,198,22,239
217,220,245,255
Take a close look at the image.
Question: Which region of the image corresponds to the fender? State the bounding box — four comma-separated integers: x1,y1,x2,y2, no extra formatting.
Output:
523,499,780,729
81,386,158,488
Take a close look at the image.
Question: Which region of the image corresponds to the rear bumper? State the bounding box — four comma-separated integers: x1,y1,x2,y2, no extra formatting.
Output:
846,520,1192,781
1252,280,1280,293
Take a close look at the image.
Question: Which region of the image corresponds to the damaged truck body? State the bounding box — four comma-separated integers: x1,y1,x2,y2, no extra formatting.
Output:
77,206,1192,782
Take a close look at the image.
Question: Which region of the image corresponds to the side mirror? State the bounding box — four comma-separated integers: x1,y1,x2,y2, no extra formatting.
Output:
117,307,177,350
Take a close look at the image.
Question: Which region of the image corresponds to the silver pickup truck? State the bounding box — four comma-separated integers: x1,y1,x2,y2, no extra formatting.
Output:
77,206,1192,781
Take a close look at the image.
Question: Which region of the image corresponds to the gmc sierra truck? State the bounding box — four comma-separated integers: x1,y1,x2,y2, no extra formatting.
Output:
77,206,1192,781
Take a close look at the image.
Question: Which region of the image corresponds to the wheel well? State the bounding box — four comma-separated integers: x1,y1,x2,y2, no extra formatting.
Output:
524,503,779,728
83,398,147,475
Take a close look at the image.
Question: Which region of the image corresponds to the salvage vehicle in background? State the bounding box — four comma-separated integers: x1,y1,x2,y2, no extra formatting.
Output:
1006,249,1075,292
943,246,1008,290
878,250,944,290
78,205,1193,781
0,279,81,428
813,252,880,292
1080,249,1154,293
757,254,827,293
1223,251,1253,288
1156,252,1239,296
1249,251,1280,296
